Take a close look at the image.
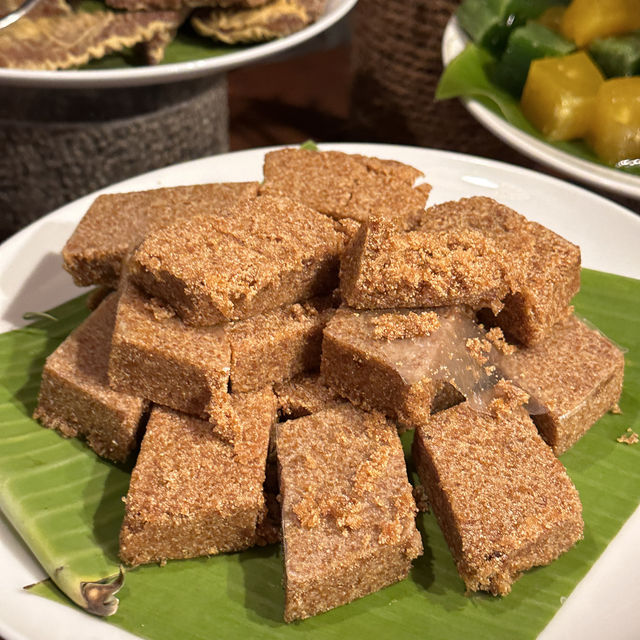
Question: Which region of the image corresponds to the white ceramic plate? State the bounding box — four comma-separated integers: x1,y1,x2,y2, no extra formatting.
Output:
441,17,640,201
0,143,639,640
0,0,356,89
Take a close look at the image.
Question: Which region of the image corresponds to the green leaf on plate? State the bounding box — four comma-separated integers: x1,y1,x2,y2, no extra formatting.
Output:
436,44,640,177
2,270,640,638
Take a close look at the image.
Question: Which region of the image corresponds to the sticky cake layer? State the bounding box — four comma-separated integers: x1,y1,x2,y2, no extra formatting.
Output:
276,404,423,621
108,279,231,419
33,294,148,462
129,194,346,326
260,148,431,227
119,388,277,566
62,182,258,287
501,315,625,454
412,399,584,596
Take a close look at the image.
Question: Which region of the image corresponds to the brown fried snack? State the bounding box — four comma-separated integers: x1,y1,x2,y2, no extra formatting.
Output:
340,219,524,311
260,148,431,228
412,395,584,596
33,294,148,463
63,182,258,288
420,197,580,346
276,405,422,621
192,0,317,44
0,10,183,70
0,0,70,18
500,315,625,455
129,194,346,326
106,0,268,11
119,388,277,566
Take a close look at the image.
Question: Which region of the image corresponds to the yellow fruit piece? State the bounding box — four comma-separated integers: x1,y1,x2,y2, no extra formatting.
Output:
588,77,640,166
561,0,640,47
537,6,565,33
521,51,604,141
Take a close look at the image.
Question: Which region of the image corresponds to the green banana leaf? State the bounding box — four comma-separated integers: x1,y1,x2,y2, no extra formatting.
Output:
1,268,639,639
436,44,640,177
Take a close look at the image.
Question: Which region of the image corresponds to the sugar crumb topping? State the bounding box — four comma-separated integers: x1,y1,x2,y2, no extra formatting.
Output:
372,311,440,341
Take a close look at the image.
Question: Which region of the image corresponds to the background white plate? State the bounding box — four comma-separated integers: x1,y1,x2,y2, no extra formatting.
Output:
0,0,356,88
0,143,639,640
441,17,640,201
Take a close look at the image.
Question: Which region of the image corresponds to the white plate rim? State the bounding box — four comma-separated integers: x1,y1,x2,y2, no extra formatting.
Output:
441,16,640,201
0,0,356,89
0,143,639,640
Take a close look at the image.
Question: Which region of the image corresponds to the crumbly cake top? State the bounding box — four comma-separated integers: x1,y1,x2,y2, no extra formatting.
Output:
416,400,582,573
273,373,345,419
130,194,345,322
260,148,431,226
372,311,440,341
63,182,258,262
501,315,624,418
277,405,421,578
114,279,231,369
340,218,526,310
45,293,143,413
125,388,276,519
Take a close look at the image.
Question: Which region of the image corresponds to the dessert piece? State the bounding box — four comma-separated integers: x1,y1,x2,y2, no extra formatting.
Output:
500,315,625,455
321,306,500,428
412,386,584,596
276,404,423,621
340,218,524,311
228,297,335,392
33,294,148,463
192,0,320,45
420,196,581,345
129,194,346,326
260,148,432,228
0,10,183,70
119,387,277,566
63,182,258,288
108,281,335,411
274,373,345,419
108,279,231,420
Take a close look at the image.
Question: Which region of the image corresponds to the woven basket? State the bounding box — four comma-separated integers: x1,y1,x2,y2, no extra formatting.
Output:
0,75,229,241
349,0,527,161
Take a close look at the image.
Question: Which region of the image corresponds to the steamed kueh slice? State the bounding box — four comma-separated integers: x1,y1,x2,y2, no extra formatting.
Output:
0,10,183,70
191,0,319,44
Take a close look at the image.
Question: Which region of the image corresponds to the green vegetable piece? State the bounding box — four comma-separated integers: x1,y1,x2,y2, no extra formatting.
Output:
457,0,565,55
589,31,640,77
493,22,576,96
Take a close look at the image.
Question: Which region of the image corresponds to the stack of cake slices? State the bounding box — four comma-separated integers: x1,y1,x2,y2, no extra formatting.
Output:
34,147,624,622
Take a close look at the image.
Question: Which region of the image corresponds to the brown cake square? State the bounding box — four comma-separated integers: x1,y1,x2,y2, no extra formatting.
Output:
129,194,346,326
321,307,498,428
228,297,335,392
260,148,431,228
500,315,625,454
276,404,423,621
420,197,580,345
119,387,277,566
340,218,524,311
108,279,231,420
62,182,258,288
412,388,584,596
33,294,148,462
